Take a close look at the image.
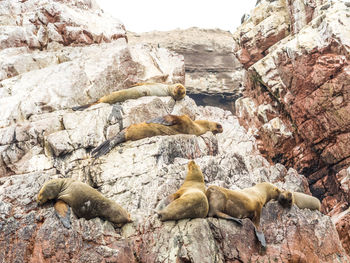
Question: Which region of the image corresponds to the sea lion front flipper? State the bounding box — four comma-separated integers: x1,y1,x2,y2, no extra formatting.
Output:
54,200,71,229
215,211,243,225
146,115,179,126
91,130,126,158
254,227,266,249
155,193,181,211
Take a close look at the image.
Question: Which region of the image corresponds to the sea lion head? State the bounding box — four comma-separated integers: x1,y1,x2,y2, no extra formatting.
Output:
37,179,64,205
186,160,204,182
109,203,133,225
257,182,281,200
172,84,186,100
209,122,223,134
278,190,293,208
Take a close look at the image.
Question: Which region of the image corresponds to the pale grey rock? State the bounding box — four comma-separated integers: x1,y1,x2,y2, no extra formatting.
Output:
0,41,184,128
0,41,184,175
47,130,74,156
128,28,246,103
1,88,347,262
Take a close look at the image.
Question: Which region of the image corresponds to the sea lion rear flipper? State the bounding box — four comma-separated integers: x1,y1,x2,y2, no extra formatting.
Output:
215,211,243,225
254,227,266,249
72,101,100,111
146,115,179,126
91,130,126,158
54,200,71,229
72,103,92,111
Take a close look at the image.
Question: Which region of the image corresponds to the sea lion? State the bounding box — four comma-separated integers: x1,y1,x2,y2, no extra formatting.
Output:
37,178,132,228
91,114,223,158
156,160,209,221
72,83,186,111
278,190,321,211
206,182,281,248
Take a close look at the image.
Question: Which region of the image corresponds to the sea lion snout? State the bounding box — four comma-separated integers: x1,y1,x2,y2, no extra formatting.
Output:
36,191,47,205
188,160,196,167
278,191,293,207
188,160,200,172
212,123,223,134
127,213,133,223
36,196,44,205
173,84,186,100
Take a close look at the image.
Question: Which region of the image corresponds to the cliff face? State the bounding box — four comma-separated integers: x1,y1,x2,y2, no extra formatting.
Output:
128,28,246,112
0,0,349,262
234,0,350,254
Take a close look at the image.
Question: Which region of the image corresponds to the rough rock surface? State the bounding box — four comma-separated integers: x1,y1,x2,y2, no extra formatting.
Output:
128,28,246,112
233,0,291,68
234,0,350,254
1,95,348,262
0,0,348,262
0,0,126,50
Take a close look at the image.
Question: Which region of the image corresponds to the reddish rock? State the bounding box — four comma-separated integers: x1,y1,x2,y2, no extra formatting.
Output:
0,0,127,50
233,0,291,68
235,1,350,254
126,203,348,263
333,209,350,255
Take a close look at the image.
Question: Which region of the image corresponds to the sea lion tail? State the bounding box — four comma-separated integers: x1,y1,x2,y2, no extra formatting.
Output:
91,130,126,158
72,101,99,111
72,103,92,111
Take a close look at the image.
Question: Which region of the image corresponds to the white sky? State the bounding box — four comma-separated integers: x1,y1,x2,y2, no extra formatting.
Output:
96,0,257,33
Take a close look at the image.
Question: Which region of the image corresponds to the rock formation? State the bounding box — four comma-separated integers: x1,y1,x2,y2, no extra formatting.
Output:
0,0,349,262
128,28,246,112
234,0,350,254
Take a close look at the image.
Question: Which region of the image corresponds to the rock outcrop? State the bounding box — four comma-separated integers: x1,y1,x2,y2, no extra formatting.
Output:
0,0,348,262
128,28,246,112
1,94,348,262
234,0,350,254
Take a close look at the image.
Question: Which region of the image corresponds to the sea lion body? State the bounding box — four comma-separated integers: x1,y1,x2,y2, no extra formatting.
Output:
125,115,222,140
206,183,281,227
91,114,223,158
157,160,209,221
206,182,281,248
37,178,131,226
278,190,321,211
72,83,186,111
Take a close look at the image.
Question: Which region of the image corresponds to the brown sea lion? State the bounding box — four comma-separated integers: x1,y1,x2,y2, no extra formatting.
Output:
72,83,186,111
206,182,281,248
156,160,209,221
278,190,321,211
37,178,132,228
91,114,223,158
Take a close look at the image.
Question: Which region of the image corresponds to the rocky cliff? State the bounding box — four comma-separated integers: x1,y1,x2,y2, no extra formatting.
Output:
233,0,350,254
128,28,246,113
0,0,349,262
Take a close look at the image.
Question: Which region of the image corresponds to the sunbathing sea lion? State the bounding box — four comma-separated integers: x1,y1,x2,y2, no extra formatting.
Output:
37,178,132,228
91,114,223,158
156,160,209,221
72,83,186,111
278,190,321,211
206,182,281,248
